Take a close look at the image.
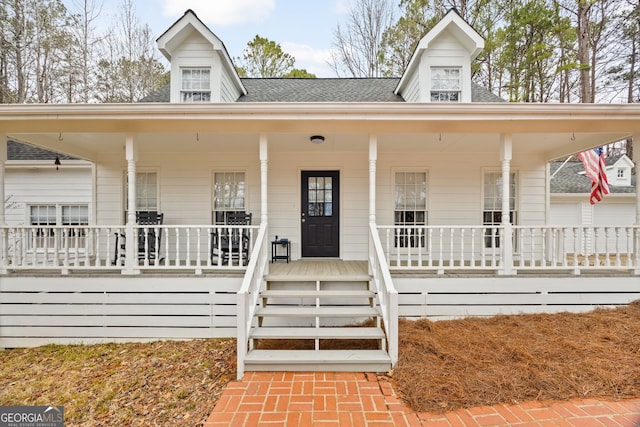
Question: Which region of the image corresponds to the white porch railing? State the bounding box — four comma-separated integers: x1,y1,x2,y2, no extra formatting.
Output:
0,224,259,273
369,223,398,367
377,225,640,275
236,222,269,380
514,225,640,273
0,226,125,272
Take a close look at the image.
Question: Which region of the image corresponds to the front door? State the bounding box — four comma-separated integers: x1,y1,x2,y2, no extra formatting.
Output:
301,170,340,257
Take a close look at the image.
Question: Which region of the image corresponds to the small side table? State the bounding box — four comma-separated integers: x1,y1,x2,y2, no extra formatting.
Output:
271,239,291,263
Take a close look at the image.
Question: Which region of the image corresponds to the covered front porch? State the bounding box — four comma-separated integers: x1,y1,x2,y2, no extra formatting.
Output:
1,102,640,374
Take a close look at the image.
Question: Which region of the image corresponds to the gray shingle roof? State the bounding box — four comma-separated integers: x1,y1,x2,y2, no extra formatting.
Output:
139,84,170,103
550,156,636,194
7,140,78,161
139,79,505,103
238,78,404,102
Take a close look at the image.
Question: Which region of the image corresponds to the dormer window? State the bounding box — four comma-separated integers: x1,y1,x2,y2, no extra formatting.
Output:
617,168,625,179
181,68,211,102
431,67,461,102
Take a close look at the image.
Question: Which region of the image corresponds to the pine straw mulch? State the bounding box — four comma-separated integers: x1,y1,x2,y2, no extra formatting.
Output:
0,339,236,426
0,303,639,425
393,300,640,413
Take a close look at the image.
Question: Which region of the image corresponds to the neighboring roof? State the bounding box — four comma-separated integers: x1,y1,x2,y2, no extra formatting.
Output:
139,80,504,103
7,140,78,161
550,156,636,194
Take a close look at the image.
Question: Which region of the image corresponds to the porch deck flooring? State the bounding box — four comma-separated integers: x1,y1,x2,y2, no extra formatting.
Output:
267,259,369,281
204,371,640,427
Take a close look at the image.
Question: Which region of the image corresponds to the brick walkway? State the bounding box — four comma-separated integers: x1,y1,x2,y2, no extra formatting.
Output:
204,372,640,427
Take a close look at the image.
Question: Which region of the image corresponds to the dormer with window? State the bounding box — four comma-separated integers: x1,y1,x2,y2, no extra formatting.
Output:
395,9,484,103
156,10,246,103
606,155,634,187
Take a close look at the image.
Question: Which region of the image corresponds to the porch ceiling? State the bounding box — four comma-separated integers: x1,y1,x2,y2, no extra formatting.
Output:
1,102,638,162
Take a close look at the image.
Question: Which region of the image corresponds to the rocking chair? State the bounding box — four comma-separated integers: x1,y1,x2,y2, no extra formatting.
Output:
211,212,252,265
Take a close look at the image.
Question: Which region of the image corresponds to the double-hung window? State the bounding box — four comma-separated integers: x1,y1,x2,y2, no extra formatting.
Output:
483,172,517,248
213,172,246,224
124,171,159,218
29,204,89,249
181,68,211,102
431,67,461,102
394,171,427,248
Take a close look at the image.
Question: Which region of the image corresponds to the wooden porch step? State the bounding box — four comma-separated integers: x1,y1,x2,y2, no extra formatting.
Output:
255,306,379,318
250,326,384,340
265,274,371,282
243,349,392,372
261,290,374,298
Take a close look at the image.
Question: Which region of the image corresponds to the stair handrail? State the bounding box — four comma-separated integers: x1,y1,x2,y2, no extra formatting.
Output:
369,223,398,366
236,222,269,379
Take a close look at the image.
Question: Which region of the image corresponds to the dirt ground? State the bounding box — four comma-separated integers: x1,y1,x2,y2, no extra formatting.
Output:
1,302,638,425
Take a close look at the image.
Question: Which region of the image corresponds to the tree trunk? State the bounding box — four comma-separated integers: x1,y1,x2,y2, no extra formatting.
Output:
577,0,591,103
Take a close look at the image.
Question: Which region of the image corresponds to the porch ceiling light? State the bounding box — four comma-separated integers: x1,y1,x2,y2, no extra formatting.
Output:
310,135,325,144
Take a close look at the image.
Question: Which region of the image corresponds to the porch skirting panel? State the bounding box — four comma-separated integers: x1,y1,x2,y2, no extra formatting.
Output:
393,276,640,320
0,275,242,348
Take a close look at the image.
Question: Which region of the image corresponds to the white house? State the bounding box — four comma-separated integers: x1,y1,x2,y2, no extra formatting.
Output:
4,140,93,233
1,9,639,378
551,154,637,228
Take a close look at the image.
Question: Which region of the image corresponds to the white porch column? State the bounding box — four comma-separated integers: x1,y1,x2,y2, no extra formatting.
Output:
0,134,6,274
259,133,268,225
0,134,6,226
123,134,140,274
635,135,640,226
500,134,514,275
369,134,377,224
634,136,640,274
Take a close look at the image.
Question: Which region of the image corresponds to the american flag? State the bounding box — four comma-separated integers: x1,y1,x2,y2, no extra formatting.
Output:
577,147,609,204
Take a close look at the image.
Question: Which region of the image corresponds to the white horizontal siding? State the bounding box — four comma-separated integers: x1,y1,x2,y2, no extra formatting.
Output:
394,276,640,320
5,167,92,226
400,72,420,102
95,153,126,225
376,151,546,227
0,276,242,347
269,150,369,261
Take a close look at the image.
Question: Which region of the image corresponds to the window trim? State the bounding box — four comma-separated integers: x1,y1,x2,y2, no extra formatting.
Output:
481,169,518,250
392,169,429,250
212,170,248,224
430,67,462,103
180,67,211,103
27,204,90,252
124,169,160,220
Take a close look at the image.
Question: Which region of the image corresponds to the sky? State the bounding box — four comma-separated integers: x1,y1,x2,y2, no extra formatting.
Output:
82,0,359,77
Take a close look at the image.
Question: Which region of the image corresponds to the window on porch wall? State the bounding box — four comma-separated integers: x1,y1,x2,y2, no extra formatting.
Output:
124,172,159,218
394,171,427,248
483,172,517,248
29,204,89,249
213,172,246,224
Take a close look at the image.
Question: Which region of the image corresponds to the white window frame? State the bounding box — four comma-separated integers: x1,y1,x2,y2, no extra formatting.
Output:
212,171,247,224
482,170,518,250
124,170,160,218
181,67,211,102
28,204,89,251
430,67,461,102
617,168,625,179
393,170,428,249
